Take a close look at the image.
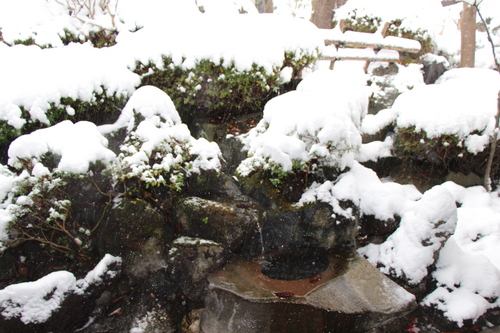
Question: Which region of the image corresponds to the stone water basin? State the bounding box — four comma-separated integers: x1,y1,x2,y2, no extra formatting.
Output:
208,251,346,300
200,253,417,333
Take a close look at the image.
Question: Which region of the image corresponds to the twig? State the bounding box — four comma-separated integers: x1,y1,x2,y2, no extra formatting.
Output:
88,175,113,233
484,91,500,190
464,1,500,189
474,1,500,71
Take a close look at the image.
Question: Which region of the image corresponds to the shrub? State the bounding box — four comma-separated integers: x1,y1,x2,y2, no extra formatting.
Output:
136,50,319,124
394,126,500,179
107,86,222,195
0,120,117,258
3,158,111,260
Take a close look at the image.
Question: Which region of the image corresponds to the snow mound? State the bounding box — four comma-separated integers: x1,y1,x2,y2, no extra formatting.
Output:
100,85,181,135
359,184,457,284
8,120,116,174
298,161,421,224
109,87,221,189
297,66,370,129
423,183,500,326
237,90,364,177
393,68,500,153
0,254,121,324
0,43,140,129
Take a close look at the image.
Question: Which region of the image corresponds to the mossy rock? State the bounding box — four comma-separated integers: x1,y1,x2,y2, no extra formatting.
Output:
238,164,341,211
256,201,359,257
96,198,171,256
174,196,262,250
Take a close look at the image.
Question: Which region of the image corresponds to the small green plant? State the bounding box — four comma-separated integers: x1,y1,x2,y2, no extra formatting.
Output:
3,157,112,259
394,126,500,178
59,28,118,48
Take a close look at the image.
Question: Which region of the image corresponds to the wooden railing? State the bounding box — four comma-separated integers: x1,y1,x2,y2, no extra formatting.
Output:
320,20,422,71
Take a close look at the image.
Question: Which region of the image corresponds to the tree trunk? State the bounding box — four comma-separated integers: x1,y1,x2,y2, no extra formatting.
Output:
460,2,476,67
256,0,273,13
311,0,347,29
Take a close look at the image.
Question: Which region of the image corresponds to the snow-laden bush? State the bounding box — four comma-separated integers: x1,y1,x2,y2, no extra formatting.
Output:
0,87,221,255
129,14,322,121
104,86,222,192
390,68,500,177
237,87,366,187
333,0,442,61
0,43,139,149
0,120,116,255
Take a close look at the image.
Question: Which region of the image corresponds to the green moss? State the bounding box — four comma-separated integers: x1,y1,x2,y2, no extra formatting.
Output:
12,37,37,47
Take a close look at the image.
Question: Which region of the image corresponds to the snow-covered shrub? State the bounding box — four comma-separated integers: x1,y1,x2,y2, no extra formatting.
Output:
136,50,319,122
236,87,365,193
339,15,432,62
334,0,442,62
137,58,281,123
119,13,322,123
0,121,116,256
391,68,500,178
0,43,139,150
422,182,500,327
0,0,122,48
105,86,222,192
359,184,457,285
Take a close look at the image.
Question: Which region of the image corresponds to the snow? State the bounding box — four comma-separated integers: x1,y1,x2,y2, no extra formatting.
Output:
114,13,323,74
107,86,222,187
422,183,500,326
0,43,140,129
237,89,365,176
392,68,500,152
8,120,116,174
0,0,500,328
359,183,457,284
0,254,121,324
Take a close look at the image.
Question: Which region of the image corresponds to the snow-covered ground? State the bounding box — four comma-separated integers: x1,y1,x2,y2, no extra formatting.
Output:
1,0,500,329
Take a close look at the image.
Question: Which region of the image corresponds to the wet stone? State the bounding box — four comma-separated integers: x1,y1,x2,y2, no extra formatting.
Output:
200,254,416,333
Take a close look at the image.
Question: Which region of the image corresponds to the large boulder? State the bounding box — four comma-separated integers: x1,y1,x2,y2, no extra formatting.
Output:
174,196,262,250
255,201,358,257
96,198,171,256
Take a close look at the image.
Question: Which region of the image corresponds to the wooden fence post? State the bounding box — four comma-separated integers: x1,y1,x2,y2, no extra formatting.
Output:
460,2,476,67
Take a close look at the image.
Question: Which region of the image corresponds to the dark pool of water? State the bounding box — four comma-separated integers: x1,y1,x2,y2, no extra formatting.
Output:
260,248,329,281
